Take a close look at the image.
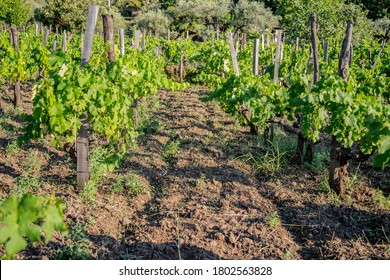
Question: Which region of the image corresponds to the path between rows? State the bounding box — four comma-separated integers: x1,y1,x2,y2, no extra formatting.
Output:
96,87,301,259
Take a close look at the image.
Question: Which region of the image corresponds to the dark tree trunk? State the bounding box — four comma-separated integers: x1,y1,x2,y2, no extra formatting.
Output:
179,55,184,83
329,136,350,196
14,81,21,108
306,142,315,163
102,14,115,62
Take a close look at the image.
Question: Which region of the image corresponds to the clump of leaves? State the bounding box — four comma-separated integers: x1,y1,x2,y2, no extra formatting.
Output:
0,194,67,258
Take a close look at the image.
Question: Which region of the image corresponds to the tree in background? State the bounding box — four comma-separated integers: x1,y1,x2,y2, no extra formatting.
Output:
170,0,204,38
134,9,171,36
233,0,279,34
0,0,31,27
34,0,126,31
276,0,372,42
346,0,389,20
373,17,390,41
133,0,170,36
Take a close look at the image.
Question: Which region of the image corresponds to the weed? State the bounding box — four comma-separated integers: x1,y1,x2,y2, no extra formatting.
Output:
162,140,180,166
264,211,280,227
140,119,162,134
317,173,341,205
81,181,97,203
318,173,333,195
55,221,91,260
110,173,147,197
83,146,127,201
137,95,161,133
237,129,297,175
347,166,361,191
305,147,329,173
374,189,390,209
20,150,42,172
238,149,283,175
15,173,41,196
11,107,23,116
196,173,207,188
6,141,20,157
151,183,169,199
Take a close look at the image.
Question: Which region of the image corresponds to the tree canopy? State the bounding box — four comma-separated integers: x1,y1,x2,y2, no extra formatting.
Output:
0,0,31,26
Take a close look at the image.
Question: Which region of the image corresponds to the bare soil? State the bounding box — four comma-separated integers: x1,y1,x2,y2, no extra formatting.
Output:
0,86,389,260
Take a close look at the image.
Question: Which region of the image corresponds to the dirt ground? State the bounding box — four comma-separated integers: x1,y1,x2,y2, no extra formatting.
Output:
0,86,389,260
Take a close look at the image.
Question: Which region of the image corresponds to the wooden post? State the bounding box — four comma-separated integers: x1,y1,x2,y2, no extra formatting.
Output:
102,14,115,62
324,41,329,62
81,6,99,67
43,28,49,46
373,39,387,70
179,55,184,83
273,29,282,83
142,30,146,50
10,26,21,108
119,28,125,57
266,31,270,47
228,31,239,75
310,13,319,84
134,30,141,50
62,31,67,52
186,30,189,39
261,30,265,51
51,39,57,52
349,42,353,66
9,29,13,46
80,24,84,54
369,42,373,65
77,5,99,189
167,29,170,40
35,23,39,36
295,38,299,53
329,21,353,197
241,32,247,50
252,38,260,75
